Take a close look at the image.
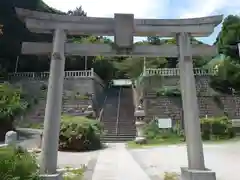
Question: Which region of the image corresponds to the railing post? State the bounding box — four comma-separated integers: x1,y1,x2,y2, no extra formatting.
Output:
91,68,94,77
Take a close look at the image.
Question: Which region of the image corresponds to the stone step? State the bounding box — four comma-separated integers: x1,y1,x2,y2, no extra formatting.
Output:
101,135,135,142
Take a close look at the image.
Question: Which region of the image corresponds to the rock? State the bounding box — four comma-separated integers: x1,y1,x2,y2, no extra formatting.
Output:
5,131,17,145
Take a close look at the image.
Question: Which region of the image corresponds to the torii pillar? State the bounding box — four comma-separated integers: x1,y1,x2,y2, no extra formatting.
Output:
39,29,66,179
178,32,216,180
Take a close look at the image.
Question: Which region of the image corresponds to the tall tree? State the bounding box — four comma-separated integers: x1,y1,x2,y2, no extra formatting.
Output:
67,6,86,16
147,36,162,45
216,15,240,60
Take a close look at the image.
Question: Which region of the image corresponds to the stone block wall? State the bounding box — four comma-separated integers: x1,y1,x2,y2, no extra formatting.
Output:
144,95,226,122
141,75,213,96
220,96,240,119
10,77,97,96
144,96,182,124
197,96,224,118
144,95,240,124
10,76,105,121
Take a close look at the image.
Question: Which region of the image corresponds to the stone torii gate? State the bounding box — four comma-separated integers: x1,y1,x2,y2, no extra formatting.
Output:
16,8,222,180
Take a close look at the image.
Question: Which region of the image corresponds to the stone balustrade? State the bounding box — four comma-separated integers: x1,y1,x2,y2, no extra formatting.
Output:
8,68,95,79
8,68,105,87
144,68,216,76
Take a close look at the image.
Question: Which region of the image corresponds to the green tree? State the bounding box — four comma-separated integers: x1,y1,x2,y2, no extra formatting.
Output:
217,15,240,60
147,36,162,45
67,6,86,16
210,15,240,94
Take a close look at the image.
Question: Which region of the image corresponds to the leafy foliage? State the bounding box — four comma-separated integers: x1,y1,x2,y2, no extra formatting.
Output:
0,83,31,141
143,120,181,141
59,115,104,151
210,58,240,94
0,146,40,180
211,15,240,93
144,116,234,142
217,15,240,60
200,116,235,140
0,83,28,120
67,6,86,16
155,87,181,97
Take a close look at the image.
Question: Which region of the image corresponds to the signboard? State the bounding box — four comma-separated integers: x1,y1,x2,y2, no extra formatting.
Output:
157,118,172,129
112,79,132,86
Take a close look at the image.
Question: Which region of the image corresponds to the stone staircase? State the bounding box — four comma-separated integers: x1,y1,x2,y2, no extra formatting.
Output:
117,87,136,141
62,98,92,116
24,98,46,124
100,87,119,141
20,92,94,125
101,86,136,142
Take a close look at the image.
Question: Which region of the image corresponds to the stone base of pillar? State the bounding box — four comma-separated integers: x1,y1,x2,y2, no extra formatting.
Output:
181,167,216,180
135,137,146,144
39,172,63,180
135,121,146,144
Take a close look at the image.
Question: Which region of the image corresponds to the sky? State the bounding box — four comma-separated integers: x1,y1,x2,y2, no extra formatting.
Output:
43,0,240,45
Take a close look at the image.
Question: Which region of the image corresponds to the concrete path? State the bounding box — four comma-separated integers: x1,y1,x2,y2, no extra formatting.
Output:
130,141,240,180
92,143,151,180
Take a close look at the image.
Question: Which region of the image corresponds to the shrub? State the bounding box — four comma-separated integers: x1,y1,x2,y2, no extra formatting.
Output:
173,116,235,140
172,120,185,137
200,116,235,140
59,115,103,151
0,83,29,141
155,86,181,97
143,119,180,140
0,146,40,180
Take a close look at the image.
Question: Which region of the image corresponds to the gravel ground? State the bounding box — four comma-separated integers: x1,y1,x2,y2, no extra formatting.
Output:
130,141,240,180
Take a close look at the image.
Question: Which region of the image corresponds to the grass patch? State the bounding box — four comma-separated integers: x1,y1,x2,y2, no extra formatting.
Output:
203,136,240,144
127,136,240,149
164,172,180,180
127,135,184,149
63,167,86,180
129,116,239,149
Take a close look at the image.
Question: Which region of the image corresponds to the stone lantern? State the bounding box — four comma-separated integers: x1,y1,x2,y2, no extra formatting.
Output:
85,105,95,117
134,105,146,144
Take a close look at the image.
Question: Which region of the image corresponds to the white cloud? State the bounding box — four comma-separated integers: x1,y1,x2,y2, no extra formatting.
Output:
43,0,169,18
180,0,240,18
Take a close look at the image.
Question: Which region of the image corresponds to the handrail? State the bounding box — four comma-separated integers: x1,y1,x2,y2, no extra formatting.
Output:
132,84,139,108
97,95,107,121
116,87,121,135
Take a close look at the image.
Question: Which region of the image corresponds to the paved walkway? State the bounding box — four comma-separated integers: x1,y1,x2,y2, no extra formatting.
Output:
130,141,240,180
92,143,151,180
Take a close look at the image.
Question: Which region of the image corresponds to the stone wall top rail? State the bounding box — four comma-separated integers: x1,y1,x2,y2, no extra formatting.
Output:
8,69,94,79
144,68,216,76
